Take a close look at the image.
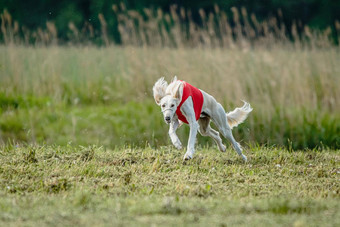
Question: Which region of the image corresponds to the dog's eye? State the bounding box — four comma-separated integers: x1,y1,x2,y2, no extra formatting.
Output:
171,104,175,107
162,104,166,108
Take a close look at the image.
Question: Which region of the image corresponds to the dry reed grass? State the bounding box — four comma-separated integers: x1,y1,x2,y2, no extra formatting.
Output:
1,46,338,110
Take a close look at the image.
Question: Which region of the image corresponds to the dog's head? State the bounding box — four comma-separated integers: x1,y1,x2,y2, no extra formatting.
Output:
153,77,183,124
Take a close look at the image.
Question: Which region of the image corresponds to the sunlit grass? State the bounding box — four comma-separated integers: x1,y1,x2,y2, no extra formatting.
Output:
0,144,339,226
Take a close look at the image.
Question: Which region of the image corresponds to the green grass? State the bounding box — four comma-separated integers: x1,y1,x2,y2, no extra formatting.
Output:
0,99,339,150
0,100,167,147
0,144,339,226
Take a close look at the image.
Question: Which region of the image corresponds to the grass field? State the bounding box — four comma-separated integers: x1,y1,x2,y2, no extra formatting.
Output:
0,144,339,226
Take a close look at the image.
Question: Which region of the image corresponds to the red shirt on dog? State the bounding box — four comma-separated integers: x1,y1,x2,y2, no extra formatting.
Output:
176,81,204,124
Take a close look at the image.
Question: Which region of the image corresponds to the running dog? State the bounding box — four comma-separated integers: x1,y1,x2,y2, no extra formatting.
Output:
153,77,252,161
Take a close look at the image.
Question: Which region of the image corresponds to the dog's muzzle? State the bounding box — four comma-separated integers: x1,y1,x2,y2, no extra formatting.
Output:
162,108,172,123
165,116,171,123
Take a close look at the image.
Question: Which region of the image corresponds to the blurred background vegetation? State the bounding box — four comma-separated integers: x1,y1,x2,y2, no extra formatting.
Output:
1,0,340,46
0,1,339,150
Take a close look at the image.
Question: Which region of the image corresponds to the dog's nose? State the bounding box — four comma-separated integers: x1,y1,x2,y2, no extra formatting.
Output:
165,116,170,122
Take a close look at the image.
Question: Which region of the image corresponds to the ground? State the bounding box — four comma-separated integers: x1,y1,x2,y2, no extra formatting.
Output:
0,145,339,226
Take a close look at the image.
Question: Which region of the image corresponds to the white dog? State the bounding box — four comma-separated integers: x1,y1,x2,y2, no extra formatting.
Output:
153,77,253,161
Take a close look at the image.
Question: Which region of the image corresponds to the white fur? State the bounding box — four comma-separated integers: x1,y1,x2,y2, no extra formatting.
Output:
152,77,168,105
226,101,253,129
153,77,253,161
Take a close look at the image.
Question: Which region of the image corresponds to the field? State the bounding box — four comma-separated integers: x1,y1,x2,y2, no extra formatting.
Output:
0,44,339,226
0,145,339,226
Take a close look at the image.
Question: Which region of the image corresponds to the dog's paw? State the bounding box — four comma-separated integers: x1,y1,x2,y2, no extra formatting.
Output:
220,144,226,153
183,152,193,161
174,141,182,150
241,154,247,162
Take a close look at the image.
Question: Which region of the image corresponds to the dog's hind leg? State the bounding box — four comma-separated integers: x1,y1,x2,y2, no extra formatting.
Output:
210,103,247,161
223,128,247,161
198,117,226,153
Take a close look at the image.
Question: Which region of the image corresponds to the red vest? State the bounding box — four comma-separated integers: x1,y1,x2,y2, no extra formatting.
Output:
176,81,204,124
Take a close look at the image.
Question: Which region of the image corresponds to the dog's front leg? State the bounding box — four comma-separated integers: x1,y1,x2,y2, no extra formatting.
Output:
180,98,199,160
183,120,199,160
169,117,182,149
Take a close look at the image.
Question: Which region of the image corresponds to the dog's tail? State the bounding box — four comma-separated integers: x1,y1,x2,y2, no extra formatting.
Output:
226,101,253,129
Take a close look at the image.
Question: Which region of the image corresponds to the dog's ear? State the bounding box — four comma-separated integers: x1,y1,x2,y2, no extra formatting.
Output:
172,81,183,100
171,75,178,83
153,77,168,105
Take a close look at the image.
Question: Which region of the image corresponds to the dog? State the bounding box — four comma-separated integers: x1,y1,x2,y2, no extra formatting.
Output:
153,76,253,161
